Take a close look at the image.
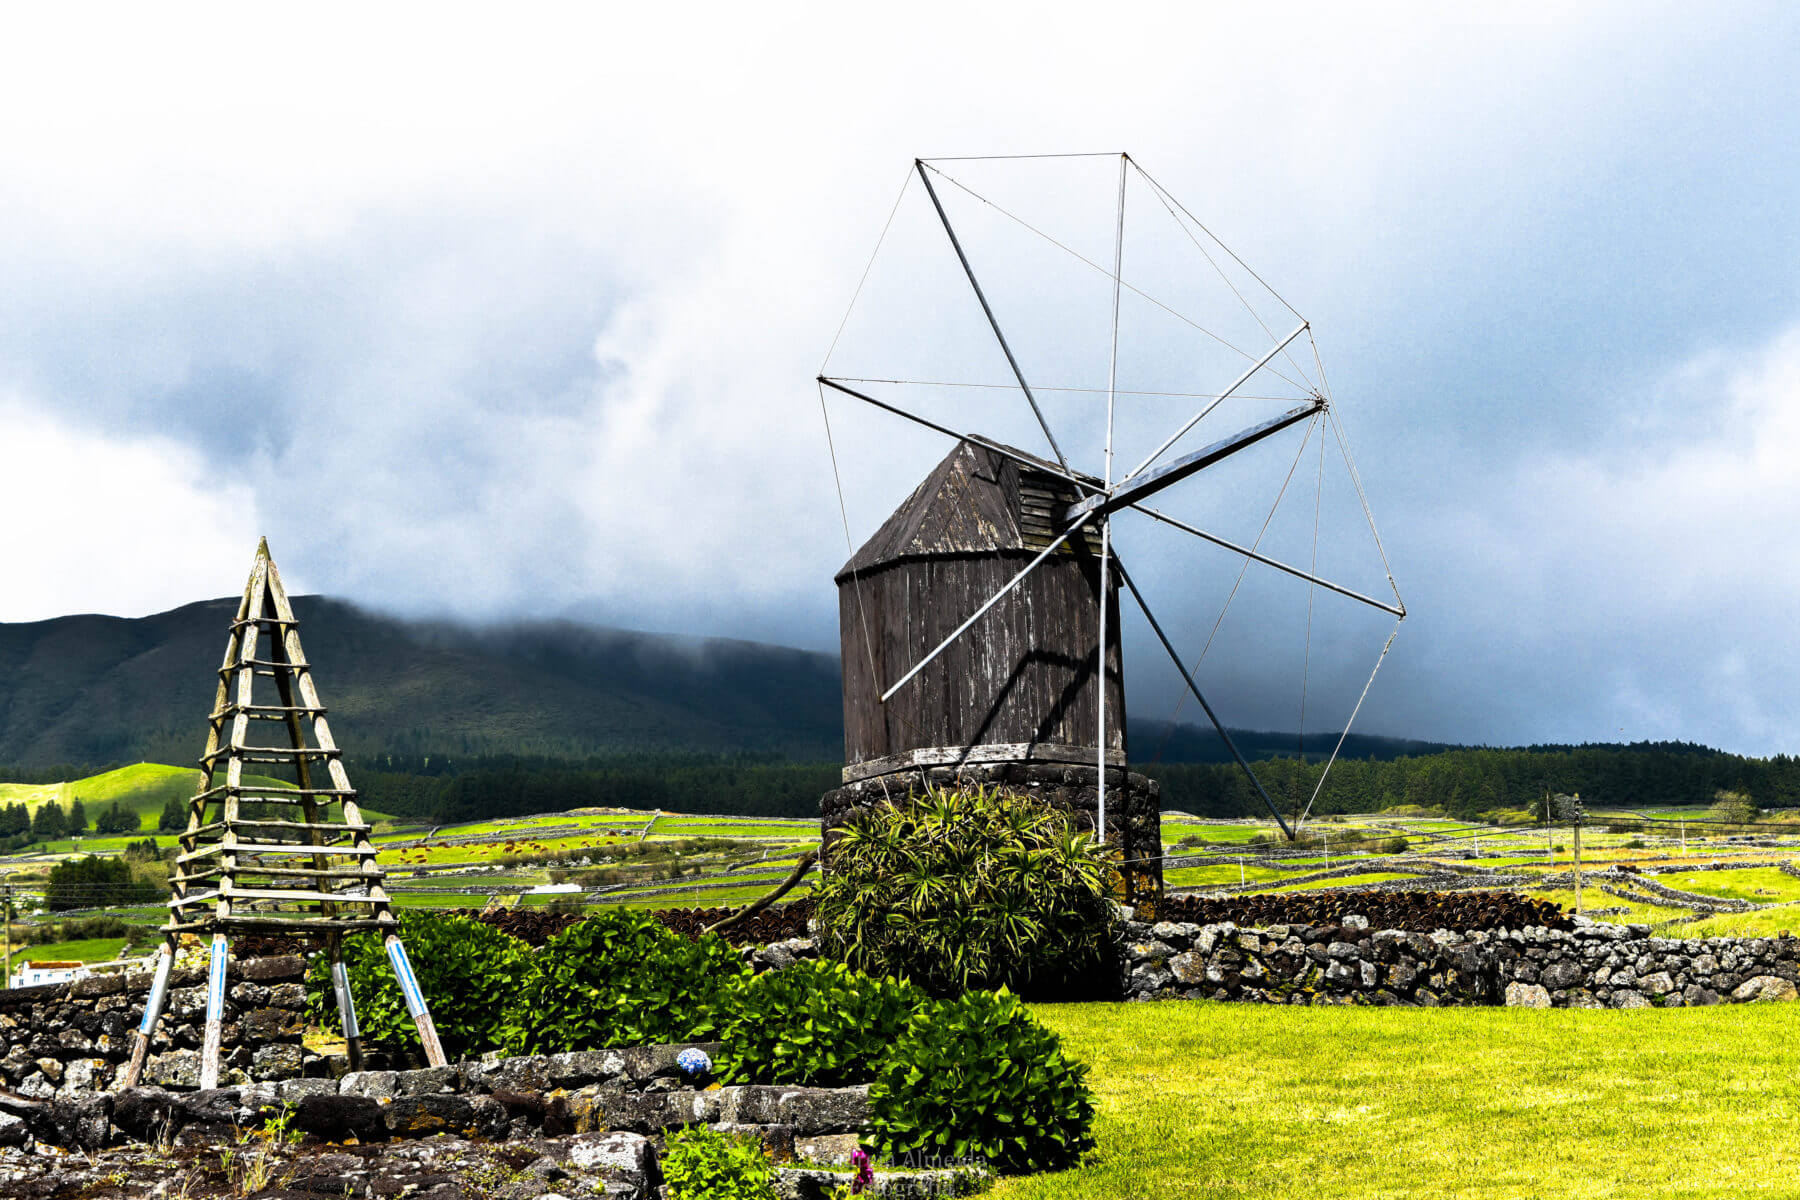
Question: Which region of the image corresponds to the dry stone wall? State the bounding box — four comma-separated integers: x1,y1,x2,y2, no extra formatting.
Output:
0,954,311,1097
1122,916,1800,1008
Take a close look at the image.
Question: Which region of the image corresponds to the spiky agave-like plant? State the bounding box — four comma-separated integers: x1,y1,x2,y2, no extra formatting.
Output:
815,783,1116,997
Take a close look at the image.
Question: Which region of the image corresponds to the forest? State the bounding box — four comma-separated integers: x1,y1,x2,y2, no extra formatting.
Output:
1142,742,1800,821
344,741,1800,825
3,741,1792,828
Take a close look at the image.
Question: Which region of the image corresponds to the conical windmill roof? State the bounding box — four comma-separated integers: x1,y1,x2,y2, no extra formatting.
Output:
837,440,1104,581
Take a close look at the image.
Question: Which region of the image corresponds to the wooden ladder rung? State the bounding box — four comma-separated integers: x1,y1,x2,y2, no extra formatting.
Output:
199,746,341,765
232,817,371,834
171,887,381,908
207,705,328,723
217,658,311,674
176,841,379,864
192,785,358,804
164,916,391,933
229,617,300,629
175,865,376,885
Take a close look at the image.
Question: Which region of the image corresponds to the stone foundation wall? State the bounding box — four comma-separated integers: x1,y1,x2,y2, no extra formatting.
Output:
0,954,311,1097
1123,917,1800,1008
821,760,1162,905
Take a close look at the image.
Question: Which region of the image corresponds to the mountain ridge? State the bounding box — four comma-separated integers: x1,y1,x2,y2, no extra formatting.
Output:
0,595,1467,772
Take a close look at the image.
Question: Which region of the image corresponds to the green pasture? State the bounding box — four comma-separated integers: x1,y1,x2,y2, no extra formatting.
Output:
7,937,132,970
1161,824,1273,845
651,821,820,840
1163,864,1287,889
0,763,395,841
1250,872,1416,892
1656,866,1800,904
1532,888,1670,926
999,1001,1800,1200
1678,902,1800,938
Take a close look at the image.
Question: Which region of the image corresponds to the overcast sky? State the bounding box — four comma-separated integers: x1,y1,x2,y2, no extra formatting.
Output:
2,4,1798,755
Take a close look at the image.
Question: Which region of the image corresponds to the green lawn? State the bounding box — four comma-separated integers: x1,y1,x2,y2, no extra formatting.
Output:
8,936,131,970
1001,1001,1800,1199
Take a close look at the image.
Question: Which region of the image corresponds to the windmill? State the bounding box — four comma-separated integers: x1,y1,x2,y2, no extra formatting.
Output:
121,540,446,1090
817,154,1405,882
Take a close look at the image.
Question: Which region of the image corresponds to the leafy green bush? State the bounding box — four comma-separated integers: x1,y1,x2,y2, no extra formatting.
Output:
868,987,1095,1175
307,912,535,1059
661,1125,775,1200
716,959,927,1087
45,855,159,911
814,784,1115,997
499,908,748,1054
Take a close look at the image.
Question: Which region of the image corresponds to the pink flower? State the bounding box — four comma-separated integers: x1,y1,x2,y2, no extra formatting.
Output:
851,1147,874,1193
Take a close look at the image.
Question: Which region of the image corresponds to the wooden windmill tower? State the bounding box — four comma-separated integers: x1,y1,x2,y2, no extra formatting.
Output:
824,438,1164,902
817,154,1408,892
122,540,446,1090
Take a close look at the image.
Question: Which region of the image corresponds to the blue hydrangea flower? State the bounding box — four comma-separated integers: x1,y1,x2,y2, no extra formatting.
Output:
676,1047,712,1079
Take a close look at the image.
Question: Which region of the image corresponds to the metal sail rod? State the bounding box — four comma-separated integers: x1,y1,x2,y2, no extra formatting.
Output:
1097,153,1126,855
1123,320,1309,482
817,376,1101,494
1128,501,1406,618
1069,399,1323,523
1294,620,1401,835
1115,557,1294,839
880,519,1085,703
915,160,1070,472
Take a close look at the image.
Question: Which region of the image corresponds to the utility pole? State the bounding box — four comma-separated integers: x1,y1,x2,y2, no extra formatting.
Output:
1238,857,1245,886
2,883,11,990
1573,818,1584,915
1680,820,1687,856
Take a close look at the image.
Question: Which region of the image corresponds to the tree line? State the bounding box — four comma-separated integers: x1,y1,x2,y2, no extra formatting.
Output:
1140,742,1800,822
0,798,145,849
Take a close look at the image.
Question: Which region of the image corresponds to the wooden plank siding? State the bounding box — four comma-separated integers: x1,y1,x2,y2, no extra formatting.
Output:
837,441,1125,769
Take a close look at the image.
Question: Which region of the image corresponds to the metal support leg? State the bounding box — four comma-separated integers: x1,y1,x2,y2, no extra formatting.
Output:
198,934,228,1090
120,938,176,1090
327,934,366,1072
384,933,447,1067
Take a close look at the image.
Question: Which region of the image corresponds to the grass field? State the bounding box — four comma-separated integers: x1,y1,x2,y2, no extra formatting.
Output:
1678,903,1800,938
1657,867,1800,904
998,1001,1800,1199
0,763,395,841
7,936,131,971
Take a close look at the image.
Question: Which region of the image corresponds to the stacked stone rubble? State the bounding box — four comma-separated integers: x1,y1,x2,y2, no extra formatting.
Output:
0,954,310,1097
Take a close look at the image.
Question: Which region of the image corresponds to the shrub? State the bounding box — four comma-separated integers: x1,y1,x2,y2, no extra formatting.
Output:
716,960,928,1087
1711,790,1759,826
93,801,140,835
308,912,535,1059
814,784,1115,997
868,987,1095,1175
661,1125,775,1200
499,908,748,1054
45,855,158,911
1375,836,1410,855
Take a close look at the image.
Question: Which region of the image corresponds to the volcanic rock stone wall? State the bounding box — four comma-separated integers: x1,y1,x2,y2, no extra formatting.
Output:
0,954,311,1096
1123,917,1800,1008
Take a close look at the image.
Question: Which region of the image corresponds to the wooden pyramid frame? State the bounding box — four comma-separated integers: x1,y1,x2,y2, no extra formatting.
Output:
123,540,446,1090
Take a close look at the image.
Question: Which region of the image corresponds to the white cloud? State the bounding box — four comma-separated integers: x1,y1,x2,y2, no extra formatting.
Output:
0,2,1797,754
0,397,265,621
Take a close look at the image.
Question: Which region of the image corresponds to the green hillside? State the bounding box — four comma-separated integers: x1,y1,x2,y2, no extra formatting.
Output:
0,763,394,826
0,596,844,768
